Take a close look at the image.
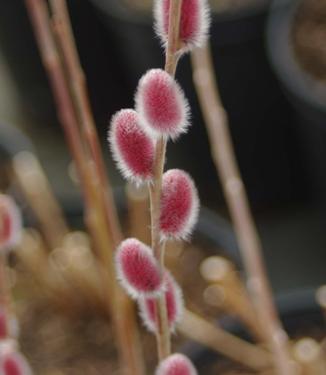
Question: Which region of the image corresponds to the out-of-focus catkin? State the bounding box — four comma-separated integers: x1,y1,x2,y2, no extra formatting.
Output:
0,351,33,375
0,195,22,252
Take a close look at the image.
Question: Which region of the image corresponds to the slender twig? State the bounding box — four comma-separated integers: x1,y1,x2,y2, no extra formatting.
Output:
148,0,182,361
48,2,144,373
24,1,144,374
191,43,295,375
49,0,122,247
126,182,150,244
178,309,272,371
23,0,99,246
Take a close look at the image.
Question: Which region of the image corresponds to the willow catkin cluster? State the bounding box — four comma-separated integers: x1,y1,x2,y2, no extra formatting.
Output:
108,1,210,373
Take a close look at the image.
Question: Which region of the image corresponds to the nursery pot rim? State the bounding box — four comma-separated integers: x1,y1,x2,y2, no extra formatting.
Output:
267,0,326,116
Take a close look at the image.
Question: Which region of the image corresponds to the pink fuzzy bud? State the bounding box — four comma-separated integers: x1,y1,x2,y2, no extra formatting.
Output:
139,272,183,333
115,238,163,299
109,109,155,183
1,352,33,375
0,195,22,252
155,353,197,375
160,169,199,240
154,0,210,51
135,69,189,139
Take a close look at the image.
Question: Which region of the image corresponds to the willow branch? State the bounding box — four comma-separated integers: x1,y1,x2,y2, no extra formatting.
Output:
148,0,182,361
49,0,122,247
191,43,295,375
24,1,144,374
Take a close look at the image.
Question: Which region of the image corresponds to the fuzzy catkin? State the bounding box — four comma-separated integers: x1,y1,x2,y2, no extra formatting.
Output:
160,169,199,240
154,0,210,51
109,109,155,183
115,238,164,299
139,271,183,333
135,69,190,139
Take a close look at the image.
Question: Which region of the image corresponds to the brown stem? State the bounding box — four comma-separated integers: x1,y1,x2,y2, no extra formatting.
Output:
126,182,150,244
24,1,144,374
191,43,295,375
148,0,182,361
48,0,122,247
48,2,144,373
23,0,97,241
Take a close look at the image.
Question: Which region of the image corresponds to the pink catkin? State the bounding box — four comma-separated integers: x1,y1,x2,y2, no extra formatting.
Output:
109,109,155,183
154,0,210,50
115,238,163,299
155,353,198,375
1,352,33,375
0,195,22,251
135,69,189,139
139,272,183,333
160,169,199,240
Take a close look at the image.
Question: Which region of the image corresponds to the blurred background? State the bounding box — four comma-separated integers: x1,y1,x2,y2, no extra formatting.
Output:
0,0,325,294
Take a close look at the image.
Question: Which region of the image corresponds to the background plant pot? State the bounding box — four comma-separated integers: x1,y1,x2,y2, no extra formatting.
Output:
267,0,326,208
182,288,325,373
89,0,302,209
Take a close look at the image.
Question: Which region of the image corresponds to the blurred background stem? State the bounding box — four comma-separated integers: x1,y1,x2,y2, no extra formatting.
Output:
191,43,295,375
24,1,144,374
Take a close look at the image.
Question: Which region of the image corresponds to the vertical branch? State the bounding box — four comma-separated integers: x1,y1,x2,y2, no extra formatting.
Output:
48,5,145,371
49,0,122,247
24,1,144,374
148,0,182,361
191,43,295,375
23,0,96,234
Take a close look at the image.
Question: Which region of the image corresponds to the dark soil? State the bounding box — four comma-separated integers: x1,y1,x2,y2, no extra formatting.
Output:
292,0,326,81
